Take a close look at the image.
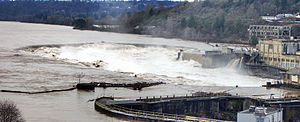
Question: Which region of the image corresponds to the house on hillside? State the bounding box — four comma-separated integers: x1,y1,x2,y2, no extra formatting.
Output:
261,13,300,23
248,25,291,40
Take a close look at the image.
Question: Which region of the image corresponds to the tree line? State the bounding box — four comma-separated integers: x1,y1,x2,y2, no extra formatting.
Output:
0,1,181,28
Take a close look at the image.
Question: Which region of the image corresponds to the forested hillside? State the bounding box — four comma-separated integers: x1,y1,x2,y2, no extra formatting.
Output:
0,1,181,26
122,0,300,43
1,0,299,43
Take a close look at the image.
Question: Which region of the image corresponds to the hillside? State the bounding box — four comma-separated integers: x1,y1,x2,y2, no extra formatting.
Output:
0,1,181,26
122,0,300,43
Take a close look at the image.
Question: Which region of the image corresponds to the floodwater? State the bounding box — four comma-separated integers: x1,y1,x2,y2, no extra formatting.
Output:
1,21,300,122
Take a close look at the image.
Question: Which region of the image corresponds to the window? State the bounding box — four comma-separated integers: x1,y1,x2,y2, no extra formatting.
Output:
269,44,273,49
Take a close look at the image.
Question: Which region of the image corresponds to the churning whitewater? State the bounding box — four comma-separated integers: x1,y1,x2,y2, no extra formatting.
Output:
28,43,269,87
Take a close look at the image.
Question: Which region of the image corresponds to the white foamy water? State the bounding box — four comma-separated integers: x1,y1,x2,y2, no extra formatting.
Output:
31,43,269,87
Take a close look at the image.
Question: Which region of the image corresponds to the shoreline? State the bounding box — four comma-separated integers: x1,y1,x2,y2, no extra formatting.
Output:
1,21,252,46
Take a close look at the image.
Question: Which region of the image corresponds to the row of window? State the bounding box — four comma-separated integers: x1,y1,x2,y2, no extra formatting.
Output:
263,57,300,63
252,32,282,36
249,26,290,30
276,62,299,68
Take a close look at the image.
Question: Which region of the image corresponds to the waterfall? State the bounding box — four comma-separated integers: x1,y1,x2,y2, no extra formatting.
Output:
227,57,243,69
239,57,244,69
176,49,184,60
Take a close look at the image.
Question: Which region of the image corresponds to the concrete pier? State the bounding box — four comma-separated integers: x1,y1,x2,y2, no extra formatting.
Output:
76,82,164,90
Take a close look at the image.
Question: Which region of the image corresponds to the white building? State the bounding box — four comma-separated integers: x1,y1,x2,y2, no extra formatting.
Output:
237,106,283,122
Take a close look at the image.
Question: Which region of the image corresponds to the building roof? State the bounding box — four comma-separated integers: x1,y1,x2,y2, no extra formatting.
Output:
239,106,281,116
286,67,300,75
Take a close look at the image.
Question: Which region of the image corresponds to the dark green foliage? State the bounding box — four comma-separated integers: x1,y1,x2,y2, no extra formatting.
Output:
187,16,197,28
180,18,187,28
213,15,225,33
149,8,155,16
73,19,87,29
250,36,259,45
0,1,181,27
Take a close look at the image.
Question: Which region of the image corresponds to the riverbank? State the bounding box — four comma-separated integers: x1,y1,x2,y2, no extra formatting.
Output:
77,24,253,45
6,20,253,45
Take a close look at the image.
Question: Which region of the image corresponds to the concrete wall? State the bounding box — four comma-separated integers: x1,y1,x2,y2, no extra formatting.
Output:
118,97,259,121
182,52,237,68
243,64,284,79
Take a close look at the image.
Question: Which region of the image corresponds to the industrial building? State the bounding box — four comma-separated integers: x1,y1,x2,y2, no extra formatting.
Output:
248,25,291,39
257,38,300,70
283,67,300,85
237,106,283,122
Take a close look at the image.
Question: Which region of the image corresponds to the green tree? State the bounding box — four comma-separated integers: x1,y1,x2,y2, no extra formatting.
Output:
73,18,87,29
250,36,259,45
187,16,197,28
280,0,288,9
202,0,211,7
180,18,187,28
213,15,225,33
149,8,155,16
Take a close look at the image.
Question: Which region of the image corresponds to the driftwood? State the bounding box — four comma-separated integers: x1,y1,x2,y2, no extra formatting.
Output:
76,82,164,90
0,87,76,94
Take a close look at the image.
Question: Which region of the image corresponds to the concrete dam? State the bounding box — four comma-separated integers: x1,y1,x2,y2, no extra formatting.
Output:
179,50,238,68
179,49,285,79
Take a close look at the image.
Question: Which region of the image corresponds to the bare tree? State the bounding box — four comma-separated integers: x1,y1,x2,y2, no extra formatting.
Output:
75,72,85,83
0,100,25,122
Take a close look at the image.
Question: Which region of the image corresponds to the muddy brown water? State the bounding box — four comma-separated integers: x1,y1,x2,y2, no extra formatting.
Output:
1,22,300,122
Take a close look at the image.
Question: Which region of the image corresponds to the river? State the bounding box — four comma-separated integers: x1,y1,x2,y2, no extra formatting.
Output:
1,21,300,122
